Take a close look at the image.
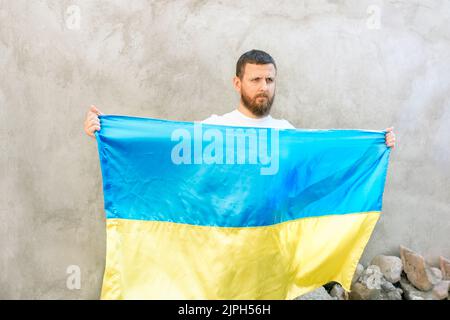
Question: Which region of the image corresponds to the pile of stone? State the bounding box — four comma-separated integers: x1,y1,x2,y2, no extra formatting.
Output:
295,246,450,300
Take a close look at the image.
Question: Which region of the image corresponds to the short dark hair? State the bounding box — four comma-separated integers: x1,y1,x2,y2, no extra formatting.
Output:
235,49,277,79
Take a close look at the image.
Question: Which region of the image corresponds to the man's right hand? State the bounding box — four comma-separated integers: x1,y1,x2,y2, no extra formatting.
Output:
84,105,104,138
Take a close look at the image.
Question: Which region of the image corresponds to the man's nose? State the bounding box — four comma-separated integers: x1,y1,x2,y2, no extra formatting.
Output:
259,79,269,91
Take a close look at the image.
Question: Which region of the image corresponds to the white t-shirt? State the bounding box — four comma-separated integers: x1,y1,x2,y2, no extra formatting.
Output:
202,109,295,129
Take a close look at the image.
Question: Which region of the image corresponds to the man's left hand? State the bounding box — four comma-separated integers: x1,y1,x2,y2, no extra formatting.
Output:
385,127,396,149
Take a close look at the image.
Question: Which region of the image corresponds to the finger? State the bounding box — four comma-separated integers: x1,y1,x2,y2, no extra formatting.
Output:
88,124,101,133
90,105,104,115
84,126,95,137
385,135,394,141
385,127,394,133
88,113,100,122
89,120,100,128
85,111,97,121
386,137,395,143
386,139,395,147
87,115,100,124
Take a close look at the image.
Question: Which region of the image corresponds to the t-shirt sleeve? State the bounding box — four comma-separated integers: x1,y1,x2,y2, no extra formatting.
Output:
201,114,220,124
282,120,296,129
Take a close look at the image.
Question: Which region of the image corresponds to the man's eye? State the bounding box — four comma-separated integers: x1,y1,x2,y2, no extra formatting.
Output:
267,78,273,83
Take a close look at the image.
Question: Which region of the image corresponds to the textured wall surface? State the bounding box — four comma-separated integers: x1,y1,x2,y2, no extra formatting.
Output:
1,0,449,299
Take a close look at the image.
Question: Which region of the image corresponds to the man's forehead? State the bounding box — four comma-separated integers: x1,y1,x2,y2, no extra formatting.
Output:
244,63,276,77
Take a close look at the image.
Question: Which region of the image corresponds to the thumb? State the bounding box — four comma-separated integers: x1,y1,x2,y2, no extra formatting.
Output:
90,105,104,115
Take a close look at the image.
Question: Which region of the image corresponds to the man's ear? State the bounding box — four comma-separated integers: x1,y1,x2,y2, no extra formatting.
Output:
232,76,241,94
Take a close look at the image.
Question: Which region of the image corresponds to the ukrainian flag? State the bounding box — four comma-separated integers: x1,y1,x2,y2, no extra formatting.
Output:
95,115,390,300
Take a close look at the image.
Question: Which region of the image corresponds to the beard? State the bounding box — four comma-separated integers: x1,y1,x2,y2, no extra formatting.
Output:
241,90,275,117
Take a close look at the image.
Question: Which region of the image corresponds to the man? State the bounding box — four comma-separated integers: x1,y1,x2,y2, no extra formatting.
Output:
84,49,396,147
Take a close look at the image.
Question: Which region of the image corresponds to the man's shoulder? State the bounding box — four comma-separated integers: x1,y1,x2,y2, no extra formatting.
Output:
201,110,295,129
201,110,237,125
270,118,296,129
201,114,222,124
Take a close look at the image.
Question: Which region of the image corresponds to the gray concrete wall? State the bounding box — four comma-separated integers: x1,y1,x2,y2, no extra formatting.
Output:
1,0,449,299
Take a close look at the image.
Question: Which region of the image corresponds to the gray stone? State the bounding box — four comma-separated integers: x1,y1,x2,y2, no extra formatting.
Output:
359,265,383,290
380,280,396,291
349,282,381,300
330,283,347,300
400,245,435,291
352,263,364,285
399,276,436,300
432,280,450,300
378,287,403,300
430,267,443,283
379,277,403,300
370,255,403,283
294,286,336,300
384,288,403,300
349,266,383,300
440,256,450,280
350,265,404,300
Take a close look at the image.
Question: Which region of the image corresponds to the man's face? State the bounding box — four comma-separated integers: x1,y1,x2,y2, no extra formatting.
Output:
234,63,276,117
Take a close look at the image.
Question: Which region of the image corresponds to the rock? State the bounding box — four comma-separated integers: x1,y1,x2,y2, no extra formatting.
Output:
439,256,450,280
370,255,403,283
350,265,404,300
432,280,450,300
323,281,338,292
330,283,346,300
352,263,364,285
294,286,336,300
380,280,403,300
400,245,436,291
349,282,380,300
399,276,436,300
382,288,403,300
359,265,383,289
430,267,443,283
349,265,383,300
380,280,396,291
